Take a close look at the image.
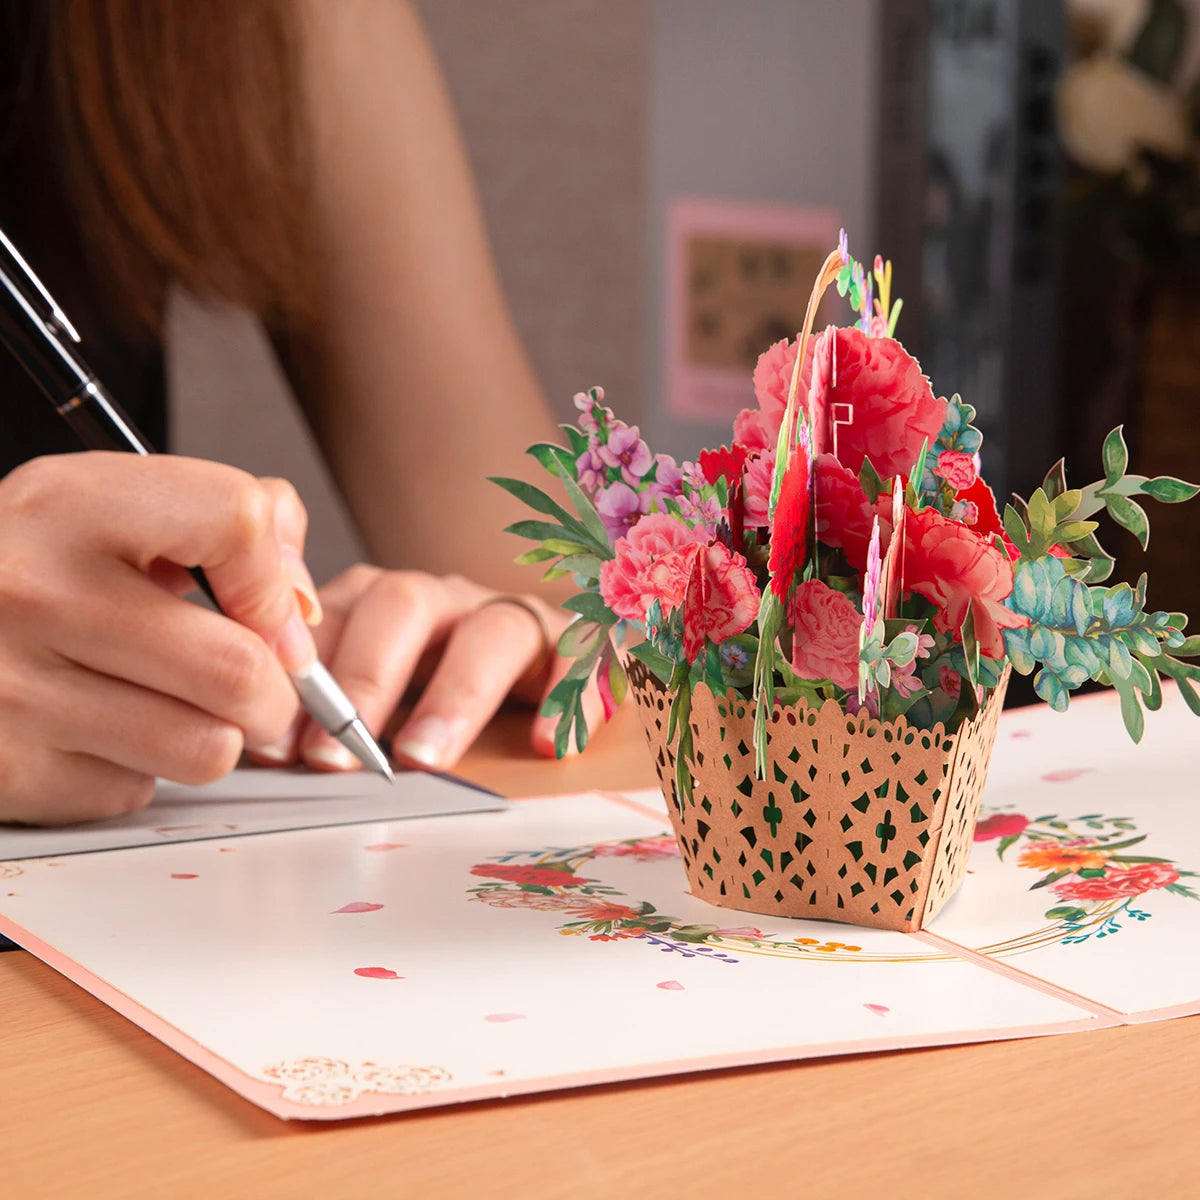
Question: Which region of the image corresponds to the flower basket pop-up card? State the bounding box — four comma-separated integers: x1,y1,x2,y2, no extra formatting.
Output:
497,233,1200,934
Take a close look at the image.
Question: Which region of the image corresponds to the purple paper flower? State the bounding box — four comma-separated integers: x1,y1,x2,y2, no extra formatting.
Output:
862,516,882,633
720,641,751,672
595,481,646,541
676,491,722,536
573,388,613,438
652,454,683,493
598,424,653,486
681,461,706,491
576,446,607,494
838,228,850,265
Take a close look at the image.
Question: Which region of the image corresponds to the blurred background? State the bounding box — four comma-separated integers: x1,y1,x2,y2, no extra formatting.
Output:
172,0,1200,620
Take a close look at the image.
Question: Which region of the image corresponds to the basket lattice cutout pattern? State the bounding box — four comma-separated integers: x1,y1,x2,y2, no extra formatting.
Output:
919,669,1009,924
627,659,1009,932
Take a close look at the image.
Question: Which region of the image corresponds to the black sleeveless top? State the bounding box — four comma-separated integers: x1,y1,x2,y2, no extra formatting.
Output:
0,3,167,477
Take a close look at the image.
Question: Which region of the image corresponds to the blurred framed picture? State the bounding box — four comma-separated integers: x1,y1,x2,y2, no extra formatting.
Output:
665,197,841,422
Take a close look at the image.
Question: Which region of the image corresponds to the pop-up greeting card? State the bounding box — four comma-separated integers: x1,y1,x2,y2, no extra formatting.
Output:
498,234,1200,932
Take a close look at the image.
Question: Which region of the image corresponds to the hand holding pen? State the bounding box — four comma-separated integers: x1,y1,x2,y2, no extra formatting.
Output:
0,225,393,825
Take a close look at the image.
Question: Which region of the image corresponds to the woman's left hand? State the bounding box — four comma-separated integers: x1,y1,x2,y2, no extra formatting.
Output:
249,564,603,773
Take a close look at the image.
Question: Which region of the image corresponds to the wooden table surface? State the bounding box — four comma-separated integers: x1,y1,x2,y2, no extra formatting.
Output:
4,705,1198,1200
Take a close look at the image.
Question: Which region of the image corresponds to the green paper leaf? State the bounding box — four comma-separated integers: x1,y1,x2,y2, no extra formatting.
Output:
1042,459,1068,502
627,640,677,684
1102,427,1129,485
558,470,613,554
504,519,589,548
552,553,603,581
490,475,578,527
1003,504,1031,557
1107,495,1150,550
527,441,577,481
562,592,617,625
1140,475,1200,505
557,618,606,659
515,546,559,565
859,457,884,505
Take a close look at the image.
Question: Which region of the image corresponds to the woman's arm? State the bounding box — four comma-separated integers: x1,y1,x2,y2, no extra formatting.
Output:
289,0,561,589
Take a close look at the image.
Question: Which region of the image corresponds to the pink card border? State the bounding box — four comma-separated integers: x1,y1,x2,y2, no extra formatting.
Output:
664,197,842,423
0,910,1115,1122
0,786,1140,1124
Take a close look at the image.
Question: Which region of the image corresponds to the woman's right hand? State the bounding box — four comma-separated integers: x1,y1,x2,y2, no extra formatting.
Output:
0,451,319,826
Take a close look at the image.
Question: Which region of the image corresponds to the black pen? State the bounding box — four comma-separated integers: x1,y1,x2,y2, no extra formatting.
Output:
0,224,394,782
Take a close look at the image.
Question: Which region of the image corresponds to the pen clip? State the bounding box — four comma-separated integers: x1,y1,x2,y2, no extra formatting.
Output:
0,225,81,343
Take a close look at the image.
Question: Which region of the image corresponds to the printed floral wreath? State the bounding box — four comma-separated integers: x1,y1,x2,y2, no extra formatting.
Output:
468,809,1198,961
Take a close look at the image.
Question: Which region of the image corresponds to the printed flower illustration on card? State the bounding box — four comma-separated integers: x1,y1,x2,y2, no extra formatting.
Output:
978,810,1199,945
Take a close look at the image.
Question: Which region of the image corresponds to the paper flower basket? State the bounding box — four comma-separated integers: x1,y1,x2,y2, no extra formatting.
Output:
627,658,1009,931
494,233,1200,932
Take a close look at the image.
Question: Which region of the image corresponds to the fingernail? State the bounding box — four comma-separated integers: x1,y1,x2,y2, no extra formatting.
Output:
392,716,467,769
305,742,359,771
250,737,294,764
276,611,317,676
282,545,323,627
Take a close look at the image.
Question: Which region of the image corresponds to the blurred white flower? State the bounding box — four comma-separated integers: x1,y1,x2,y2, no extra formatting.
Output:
1068,0,1153,52
1057,52,1190,172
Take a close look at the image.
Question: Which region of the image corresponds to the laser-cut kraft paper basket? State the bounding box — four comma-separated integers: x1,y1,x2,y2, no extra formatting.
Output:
627,659,1010,932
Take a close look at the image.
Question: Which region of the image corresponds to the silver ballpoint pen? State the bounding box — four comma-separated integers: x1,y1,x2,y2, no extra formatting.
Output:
0,224,394,782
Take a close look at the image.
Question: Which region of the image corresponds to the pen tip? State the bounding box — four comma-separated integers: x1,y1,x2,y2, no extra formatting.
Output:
339,718,395,783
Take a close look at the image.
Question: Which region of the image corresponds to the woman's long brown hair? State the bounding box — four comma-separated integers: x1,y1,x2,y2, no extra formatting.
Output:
50,0,314,331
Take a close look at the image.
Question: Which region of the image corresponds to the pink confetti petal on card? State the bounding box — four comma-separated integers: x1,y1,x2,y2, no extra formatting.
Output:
864,1004,889,1016
332,902,384,914
353,967,402,980
170,873,198,880
484,1013,526,1023
1041,768,1093,783
1010,730,1032,739
656,980,685,991
364,843,408,852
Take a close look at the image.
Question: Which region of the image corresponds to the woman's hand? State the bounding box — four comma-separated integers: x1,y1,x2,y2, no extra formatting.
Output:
250,565,604,773
0,452,316,826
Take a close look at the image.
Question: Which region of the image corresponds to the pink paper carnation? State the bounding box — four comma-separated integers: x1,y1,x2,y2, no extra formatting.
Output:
742,449,775,527
903,506,1029,659
789,579,862,691
598,513,708,622
658,541,760,662
817,329,947,480
733,337,816,453
934,450,978,492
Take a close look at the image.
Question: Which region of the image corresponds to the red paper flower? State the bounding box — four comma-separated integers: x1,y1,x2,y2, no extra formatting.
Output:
471,864,587,887
903,505,1029,659
973,812,1029,841
934,450,978,491
789,580,862,691
698,443,748,486
1052,862,1180,901
767,451,811,599
812,453,884,571
662,541,759,662
954,476,1005,541
816,329,947,480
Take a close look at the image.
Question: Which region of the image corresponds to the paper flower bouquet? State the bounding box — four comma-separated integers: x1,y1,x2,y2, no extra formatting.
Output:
494,236,1200,931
